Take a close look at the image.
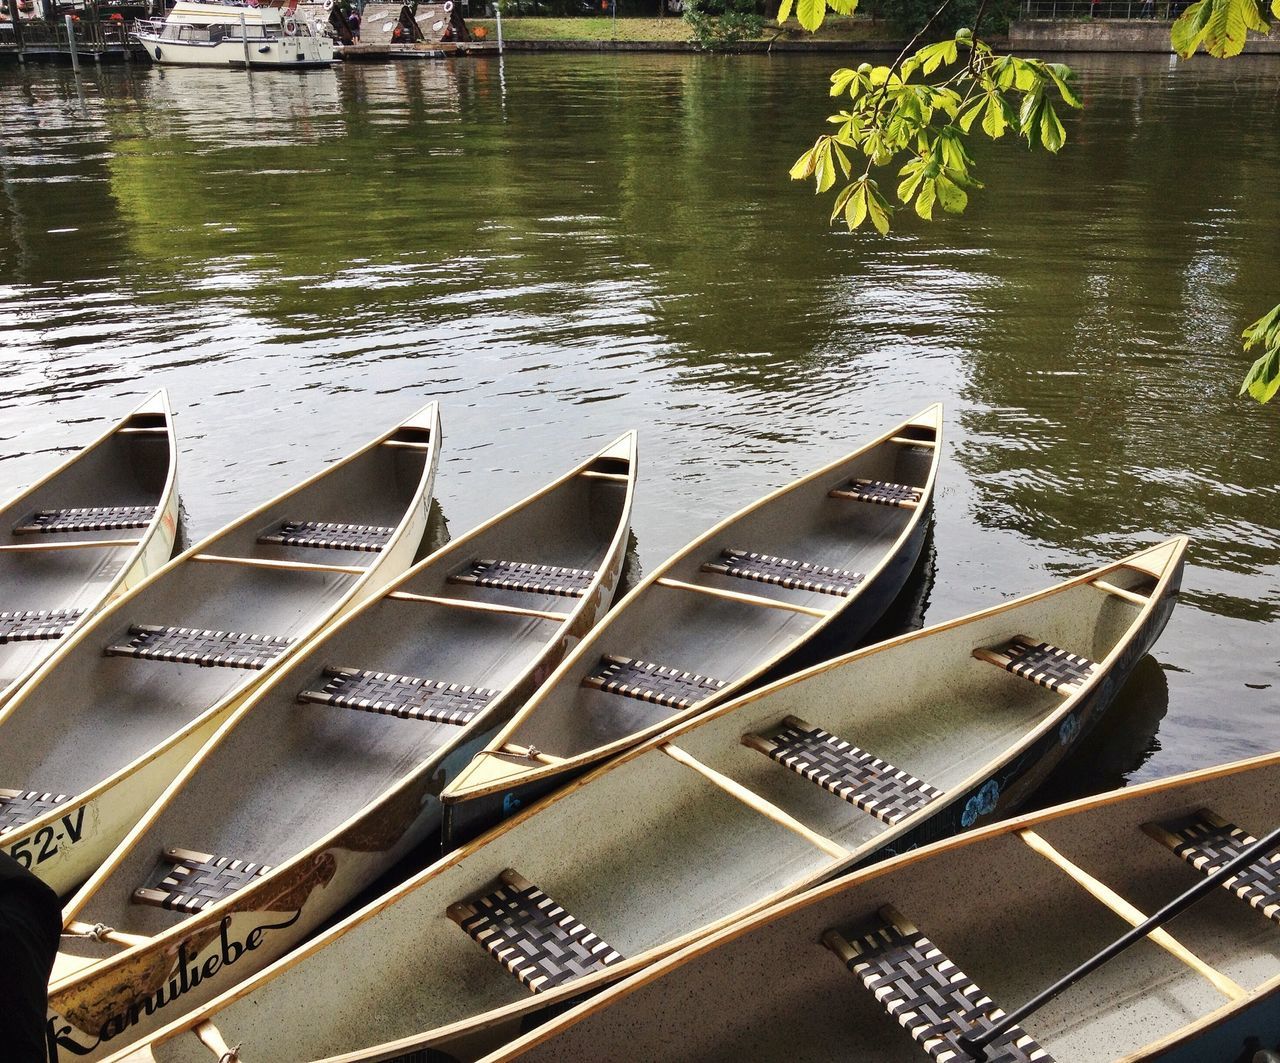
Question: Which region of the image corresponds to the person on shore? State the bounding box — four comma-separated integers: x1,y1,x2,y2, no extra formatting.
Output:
0,852,63,1062
347,6,360,42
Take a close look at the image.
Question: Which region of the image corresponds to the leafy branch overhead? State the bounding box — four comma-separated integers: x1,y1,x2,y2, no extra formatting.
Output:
789,35,1082,232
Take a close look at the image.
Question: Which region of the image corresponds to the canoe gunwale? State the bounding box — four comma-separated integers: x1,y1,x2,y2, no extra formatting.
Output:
6,402,440,900
54,432,638,1014
442,404,945,805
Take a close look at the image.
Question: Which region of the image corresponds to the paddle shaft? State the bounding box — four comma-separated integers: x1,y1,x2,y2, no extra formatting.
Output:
957,822,1280,1059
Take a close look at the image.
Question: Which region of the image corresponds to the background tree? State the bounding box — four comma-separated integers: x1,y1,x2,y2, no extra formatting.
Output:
787,0,1280,402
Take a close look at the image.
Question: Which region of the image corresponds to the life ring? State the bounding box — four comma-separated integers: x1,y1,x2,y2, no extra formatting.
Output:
282,14,297,33
442,1,453,10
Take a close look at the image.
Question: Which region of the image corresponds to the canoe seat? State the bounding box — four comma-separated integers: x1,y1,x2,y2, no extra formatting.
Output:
133,847,273,915
1144,811,1279,924
829,479,923,509
0,607,85,644
13,505,156,535
447,869,622,993
0,789,71,833
258,519,394,553
298,666,498,726
105,624,294,670
744,717,943,824
826,906,1054,1063
449,559,594,598
702,549,865,597
974,636,1098,695
582,654,726,711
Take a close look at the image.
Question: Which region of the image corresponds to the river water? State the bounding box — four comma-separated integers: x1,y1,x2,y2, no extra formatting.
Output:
0,50,1275,799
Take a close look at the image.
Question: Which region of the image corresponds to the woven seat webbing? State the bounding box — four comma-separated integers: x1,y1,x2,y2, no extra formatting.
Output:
995,638,1098,694
1147,813,1280,923
752,719,942,824
0,607,84,644
133,848,272,915
450,559,594,598
14,505,155,535
299,667,498,726
702,549,865,597
105,625,293,669
449,871,622,993
830,479,923,509
835,914,1054,1063
0,789,71,833
583,655,726,711
258,520,394,553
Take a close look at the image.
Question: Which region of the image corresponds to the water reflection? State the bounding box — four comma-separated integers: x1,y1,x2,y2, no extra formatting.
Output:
0,52,1276,785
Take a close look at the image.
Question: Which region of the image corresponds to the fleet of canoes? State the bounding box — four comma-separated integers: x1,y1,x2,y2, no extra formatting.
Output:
0,392,1271,1063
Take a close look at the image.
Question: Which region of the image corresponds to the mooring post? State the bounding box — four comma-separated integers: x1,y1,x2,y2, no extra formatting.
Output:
494,0,503,53
239,9,251,67
64,13,80,71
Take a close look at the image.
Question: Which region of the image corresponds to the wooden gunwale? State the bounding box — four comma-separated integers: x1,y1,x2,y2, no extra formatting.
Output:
477,741,1277,1063
445,404,944,803
56,431,639,1001
100,538,1188,1063
5,403,441,869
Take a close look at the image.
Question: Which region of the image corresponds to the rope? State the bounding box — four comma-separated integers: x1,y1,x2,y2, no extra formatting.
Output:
61,923,114,941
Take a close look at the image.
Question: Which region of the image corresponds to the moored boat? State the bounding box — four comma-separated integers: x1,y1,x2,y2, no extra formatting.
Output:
0,391,179,711
49,433,637,1062
442,405,944,845
133,0,334,69
102,538,1187,1063
0,402,439,897
483,748,1280,1063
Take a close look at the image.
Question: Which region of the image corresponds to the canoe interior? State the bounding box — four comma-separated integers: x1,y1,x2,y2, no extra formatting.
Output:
140,555,1165,1063
0,437,432,814
72,471,631,944
509,432,936,760
0,413,172,687
499,758,1280,1063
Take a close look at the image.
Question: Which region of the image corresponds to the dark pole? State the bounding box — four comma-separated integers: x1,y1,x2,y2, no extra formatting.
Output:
957,823,1280,1060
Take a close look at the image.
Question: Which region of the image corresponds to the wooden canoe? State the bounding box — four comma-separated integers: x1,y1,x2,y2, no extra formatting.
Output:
484,751,1280,1063
101,538,1186,1063
441,404,944,845
49,433,638,1063
0,402,440,897
0,390,179,710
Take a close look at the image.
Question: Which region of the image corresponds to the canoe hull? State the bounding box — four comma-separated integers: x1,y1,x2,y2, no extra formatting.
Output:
46,449,631,1063
442,498,938,850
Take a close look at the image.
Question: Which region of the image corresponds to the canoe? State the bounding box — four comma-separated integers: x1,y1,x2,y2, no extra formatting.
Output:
0,391,179,710
0,402,440,897
442,404,944,845
483,750,1280,1063
49,433,638,1063
102,538,1187,1063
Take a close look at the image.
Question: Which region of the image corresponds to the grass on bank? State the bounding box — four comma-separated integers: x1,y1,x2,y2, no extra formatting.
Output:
466,15,900,43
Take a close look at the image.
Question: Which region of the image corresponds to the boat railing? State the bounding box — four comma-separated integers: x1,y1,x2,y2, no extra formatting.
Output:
131,17,166,37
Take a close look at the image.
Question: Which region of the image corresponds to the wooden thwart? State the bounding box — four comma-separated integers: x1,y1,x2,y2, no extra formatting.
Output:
824,906,1054,1063
1090,579,1149,607
0,538,140,553
1019,829,1246,1000
193,553,366,576
656,577,829,618
447,869,622,993
388,591,565,624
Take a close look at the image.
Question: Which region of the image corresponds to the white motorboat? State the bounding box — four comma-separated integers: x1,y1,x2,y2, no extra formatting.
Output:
133,0,333,69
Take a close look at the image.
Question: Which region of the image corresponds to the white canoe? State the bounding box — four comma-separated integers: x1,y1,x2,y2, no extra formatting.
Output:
48,432,637,1062
487,750,1280,1063
101,538,1186,1063
0,402,440,896
442,405,944,845
0,391,179,710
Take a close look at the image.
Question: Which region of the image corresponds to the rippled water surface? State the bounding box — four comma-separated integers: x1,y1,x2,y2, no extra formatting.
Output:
0,50,1276,793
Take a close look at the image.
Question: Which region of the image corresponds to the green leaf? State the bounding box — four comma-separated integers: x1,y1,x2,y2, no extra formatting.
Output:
816,142,837,193
867,184,891,234
830,182,857,224
776,0,794,23
1044,63,1083,109
1039,101,1067,152
1274,0,1279,17
847,182,869,229
827,0,859,14
789,145,818,181
958,97,985,133
915,178,937,220
1241,347,1280,403
830,68,857,97
982,93,1009,138
1171,0,1215,56
935,173,968,213
796,0,825,32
